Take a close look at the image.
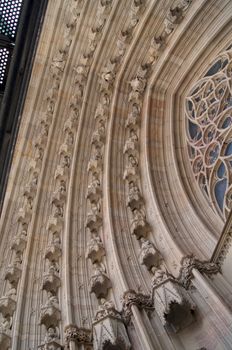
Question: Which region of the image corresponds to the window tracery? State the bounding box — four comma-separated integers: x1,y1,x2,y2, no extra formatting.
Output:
186,48,232,219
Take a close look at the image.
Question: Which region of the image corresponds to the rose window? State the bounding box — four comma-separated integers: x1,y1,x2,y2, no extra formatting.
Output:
186,48,232,219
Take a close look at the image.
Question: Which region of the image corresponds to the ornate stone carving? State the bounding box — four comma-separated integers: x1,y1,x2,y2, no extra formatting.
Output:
123,130,139,157
40,296,61,328
86,173,102,203
5,264,22,288
47,216,63,234
86,234,105,263
54,165,69,182
178,255,220,289
64,325,92,345
123,155,139,182
45,243,62,263
127,181,143,210
122,290,153,323
164,6,183,36
17,207,32,226
152,270,195,332
42,268,61,295
125,103,140,130
90,263,111,299
130,208,150,239
0,330,11,350
10,234,27,253
0,296,16,317
0,315,12,349
38,326,61,350
93,301,131,350
139,238,160,270
86,205,102,232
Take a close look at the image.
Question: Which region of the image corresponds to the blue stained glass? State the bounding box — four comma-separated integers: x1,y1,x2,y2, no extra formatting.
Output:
205,58,228,77
217,162,225,178
215,178,227,211
221,116,232,129
188,120,201,140
225,142,232,156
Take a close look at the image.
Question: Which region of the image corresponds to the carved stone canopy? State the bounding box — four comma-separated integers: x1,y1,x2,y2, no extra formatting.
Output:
93,306,131,350
152,277,195,332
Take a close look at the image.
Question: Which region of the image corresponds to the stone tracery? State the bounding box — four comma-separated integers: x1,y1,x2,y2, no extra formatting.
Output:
186,48,232,219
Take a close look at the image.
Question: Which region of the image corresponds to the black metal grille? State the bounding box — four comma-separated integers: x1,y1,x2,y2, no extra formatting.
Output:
0,47,10,86
0,0,22,39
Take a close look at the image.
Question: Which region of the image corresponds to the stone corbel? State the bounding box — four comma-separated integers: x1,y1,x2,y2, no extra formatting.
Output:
93,302,131,350
152,271,195,332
